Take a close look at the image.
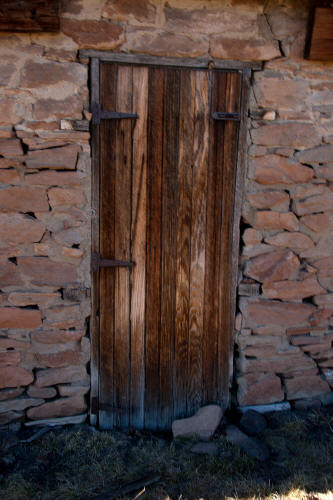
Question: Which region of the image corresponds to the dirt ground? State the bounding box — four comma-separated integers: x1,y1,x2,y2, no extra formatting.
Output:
0,407,333,500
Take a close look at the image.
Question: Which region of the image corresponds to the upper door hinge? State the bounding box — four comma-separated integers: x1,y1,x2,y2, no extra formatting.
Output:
92,103,138,125
212,111,240,121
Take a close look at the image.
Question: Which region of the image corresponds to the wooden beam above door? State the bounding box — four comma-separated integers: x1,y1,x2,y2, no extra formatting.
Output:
79,50,262,70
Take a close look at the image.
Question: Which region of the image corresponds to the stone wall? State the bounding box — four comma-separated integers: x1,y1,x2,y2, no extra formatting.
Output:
237,54,333,409
0,0,332,426
0,35,91,425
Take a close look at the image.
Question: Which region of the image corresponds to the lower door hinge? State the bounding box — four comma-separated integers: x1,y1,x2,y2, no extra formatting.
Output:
212,111,240,121
91,396,99,415
91,397,128,414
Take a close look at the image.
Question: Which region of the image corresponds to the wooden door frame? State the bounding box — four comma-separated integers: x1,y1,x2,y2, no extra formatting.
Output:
81,50,253,426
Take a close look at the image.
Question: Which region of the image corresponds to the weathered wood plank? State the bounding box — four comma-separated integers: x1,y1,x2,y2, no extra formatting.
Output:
0,0,60,32
203,70,227,404
187,69,209,414
228,68,251,401
113,65,133,428
99,62,117,430
159,68,180,429
130,66,148,429
307,8,333,61
217,71,242,408
79,50,262,70
173,69,193,420
144,67,164,429
90,57,100,427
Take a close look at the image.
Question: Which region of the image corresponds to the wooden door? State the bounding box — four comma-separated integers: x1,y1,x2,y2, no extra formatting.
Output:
94,61,244,430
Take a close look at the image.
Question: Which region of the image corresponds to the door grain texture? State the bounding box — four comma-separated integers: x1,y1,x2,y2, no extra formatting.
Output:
97,62,243,430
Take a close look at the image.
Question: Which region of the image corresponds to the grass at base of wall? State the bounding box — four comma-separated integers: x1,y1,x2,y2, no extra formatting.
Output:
0,408,333,500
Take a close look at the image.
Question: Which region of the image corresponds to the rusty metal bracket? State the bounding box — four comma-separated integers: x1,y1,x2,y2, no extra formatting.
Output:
92,253,136,272
91,397,128,414
212,111,240,121
92,102,138,125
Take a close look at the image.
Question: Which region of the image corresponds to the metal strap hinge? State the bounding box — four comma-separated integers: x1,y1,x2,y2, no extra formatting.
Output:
91,397,128,414
92,103,138,125
91,396,98,415
212,111,240,121
92,253,136,272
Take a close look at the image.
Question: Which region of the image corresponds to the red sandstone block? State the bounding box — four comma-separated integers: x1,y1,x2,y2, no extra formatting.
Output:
238,353,315,375
35,366,88,387
31,330,85,344
241,298,315,327
297,144,333,164
0,388,24,401
253,211,299,231
0,169,20,184
243,228,262,246
0,186,49,212
25,170,83,186
27,386,57,399
251,123,320,148
265,232,314,252
0,214,45,246
238,373,284,406
17,257,77,286
0,351,20,366
247,190,290,211
0,138,23,157
19,60,86,89
8,292,61,307
254,78,307,110
0,262,24,287
0,308,42,329
36,350,82,368
0,366,33,389
301,213,333,233
293,192,333,216
262,276,326,301
48,187,86,209
25,145,80,170
252,155,314,185
27,396,87,419
62,19,124,50
285,375,330,400
245,250,300,284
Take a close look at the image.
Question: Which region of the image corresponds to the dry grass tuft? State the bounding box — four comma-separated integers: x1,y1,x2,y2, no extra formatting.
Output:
0,408,332,499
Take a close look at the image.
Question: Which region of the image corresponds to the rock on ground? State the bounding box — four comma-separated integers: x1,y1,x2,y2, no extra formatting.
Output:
172,405,223,440
239,410,267,436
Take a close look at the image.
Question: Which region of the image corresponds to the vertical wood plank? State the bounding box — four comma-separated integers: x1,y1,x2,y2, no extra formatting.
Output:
202,70,226,404
113,64,133,427
159,68,180,429
228,69,251,402
99,62,117,429
90,57,100,427
173,69,193,420
187,69,209,414
144,67,164,429
130,66,148,429
217,71,242,407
